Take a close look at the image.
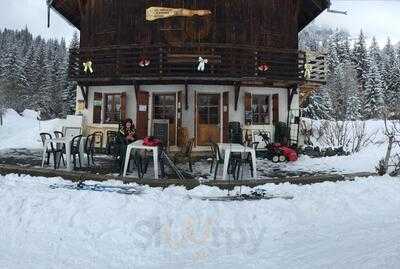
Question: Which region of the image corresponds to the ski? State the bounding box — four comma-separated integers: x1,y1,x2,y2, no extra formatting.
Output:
49,182,144,195
188,189,293,201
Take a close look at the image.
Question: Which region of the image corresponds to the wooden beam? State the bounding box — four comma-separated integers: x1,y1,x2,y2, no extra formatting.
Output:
184,82,189,110
133,80,140,100
234,82,241,111
0,163,376,190
79,85,89,109
287,84,298,109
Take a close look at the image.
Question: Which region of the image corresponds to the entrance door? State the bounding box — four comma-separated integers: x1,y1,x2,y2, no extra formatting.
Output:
153,93,177,146
197,93,220,145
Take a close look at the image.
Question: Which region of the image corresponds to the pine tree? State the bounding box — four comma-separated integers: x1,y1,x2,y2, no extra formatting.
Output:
352,30,369,91
381,38,398,112
364,56,384,119
63,32,80,115
303,86,333,120
369,37,382,67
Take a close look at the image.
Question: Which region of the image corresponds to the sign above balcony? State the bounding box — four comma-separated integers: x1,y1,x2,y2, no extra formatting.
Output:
146,7,212,21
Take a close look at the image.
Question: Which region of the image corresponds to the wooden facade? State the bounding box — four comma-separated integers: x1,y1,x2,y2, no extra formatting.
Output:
51,0,329,86
50,0,329,148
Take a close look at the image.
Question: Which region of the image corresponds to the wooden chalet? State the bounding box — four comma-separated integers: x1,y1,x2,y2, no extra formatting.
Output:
49,0,329,149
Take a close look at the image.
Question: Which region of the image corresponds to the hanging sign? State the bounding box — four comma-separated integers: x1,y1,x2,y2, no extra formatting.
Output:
146,7,211,21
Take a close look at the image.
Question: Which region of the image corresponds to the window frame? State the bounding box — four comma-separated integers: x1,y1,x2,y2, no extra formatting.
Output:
104,93,122,124
153,93,176,123
251,94,271,125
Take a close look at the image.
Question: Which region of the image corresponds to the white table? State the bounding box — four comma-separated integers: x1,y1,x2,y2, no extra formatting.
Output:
41,137,85,171
218,143,257,180
122,140,159,179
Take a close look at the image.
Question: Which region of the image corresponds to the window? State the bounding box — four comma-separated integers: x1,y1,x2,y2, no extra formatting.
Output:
198,94,220,125
105,94,122,124
251,95,270,125
153,94,176,123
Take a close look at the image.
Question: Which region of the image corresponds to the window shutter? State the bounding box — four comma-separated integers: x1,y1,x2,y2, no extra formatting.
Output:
244,92,252,125
136,91,149,139
121,92,127,121
93,92,102,124
272,94,279,125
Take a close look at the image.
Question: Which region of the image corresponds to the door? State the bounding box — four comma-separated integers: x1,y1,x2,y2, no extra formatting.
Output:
153,93,177,146
197,93,220,145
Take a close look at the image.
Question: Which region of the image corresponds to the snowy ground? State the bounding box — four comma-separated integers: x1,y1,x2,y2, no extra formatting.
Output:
1,174,400,269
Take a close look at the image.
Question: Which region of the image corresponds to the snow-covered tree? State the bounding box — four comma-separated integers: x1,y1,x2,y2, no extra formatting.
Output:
364,56,384,119
352,30,369,91
303,86,333,120
0,28,71,119
381,38,398,112
369,37,382,67
63,32,80,115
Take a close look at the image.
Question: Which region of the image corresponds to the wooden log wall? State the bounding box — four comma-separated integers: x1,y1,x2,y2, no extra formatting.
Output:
79,0,299,50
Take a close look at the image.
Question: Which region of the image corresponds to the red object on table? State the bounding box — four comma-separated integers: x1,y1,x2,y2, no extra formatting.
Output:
143,137,161,147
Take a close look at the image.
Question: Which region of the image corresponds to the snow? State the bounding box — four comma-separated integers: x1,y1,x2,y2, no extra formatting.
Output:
1,174,400,268
0,109,66,150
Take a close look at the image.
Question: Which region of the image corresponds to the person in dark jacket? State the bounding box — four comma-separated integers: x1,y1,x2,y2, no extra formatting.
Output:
118,118,137,145
116,119,139,175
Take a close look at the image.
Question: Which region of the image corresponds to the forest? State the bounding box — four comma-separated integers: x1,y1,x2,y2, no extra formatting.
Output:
300,24,400,120
0,27,78,120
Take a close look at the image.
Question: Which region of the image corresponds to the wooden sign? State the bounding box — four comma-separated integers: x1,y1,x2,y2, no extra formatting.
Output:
146,7,211,21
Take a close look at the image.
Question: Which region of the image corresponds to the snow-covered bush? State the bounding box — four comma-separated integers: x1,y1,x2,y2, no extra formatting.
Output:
379,118,400,175
301,118,378,153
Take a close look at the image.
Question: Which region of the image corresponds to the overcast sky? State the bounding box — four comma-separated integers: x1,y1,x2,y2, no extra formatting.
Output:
0,0,399,47
315,0,400,46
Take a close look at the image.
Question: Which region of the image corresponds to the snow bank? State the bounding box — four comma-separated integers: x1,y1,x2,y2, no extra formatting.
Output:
0,109,68,150
1,174,400,268
22,109,40,119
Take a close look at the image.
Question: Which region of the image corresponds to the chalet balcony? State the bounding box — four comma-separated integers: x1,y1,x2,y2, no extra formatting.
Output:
68,43,306,85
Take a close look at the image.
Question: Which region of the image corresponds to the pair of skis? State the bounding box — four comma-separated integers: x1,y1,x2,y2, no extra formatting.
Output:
49,182,293,201
189,189,294,201
49,181,144,195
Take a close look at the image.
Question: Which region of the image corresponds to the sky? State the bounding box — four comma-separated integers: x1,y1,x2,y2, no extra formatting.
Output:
0,0,399,47
314,0,400,47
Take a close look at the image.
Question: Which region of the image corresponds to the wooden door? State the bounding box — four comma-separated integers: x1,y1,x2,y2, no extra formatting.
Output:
136,91,149,139
153,93,177,146
197,93,220,145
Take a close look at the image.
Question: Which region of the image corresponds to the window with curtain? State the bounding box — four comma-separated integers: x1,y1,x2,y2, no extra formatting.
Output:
251,95,270,124
104,94,122,124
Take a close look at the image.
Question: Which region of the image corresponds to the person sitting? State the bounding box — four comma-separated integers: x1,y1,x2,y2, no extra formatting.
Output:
116,119,139,175
118,118,137,145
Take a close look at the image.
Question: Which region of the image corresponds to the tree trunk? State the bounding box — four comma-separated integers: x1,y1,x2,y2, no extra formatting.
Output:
383,136,394,174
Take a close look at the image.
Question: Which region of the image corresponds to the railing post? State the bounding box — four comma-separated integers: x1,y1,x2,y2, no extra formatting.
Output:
254,51,258,76
159,46,164,75
116,48,120,77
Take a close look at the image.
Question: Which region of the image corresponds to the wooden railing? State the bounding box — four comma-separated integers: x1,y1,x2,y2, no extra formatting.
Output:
69,43,306,83
304,51,327,83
